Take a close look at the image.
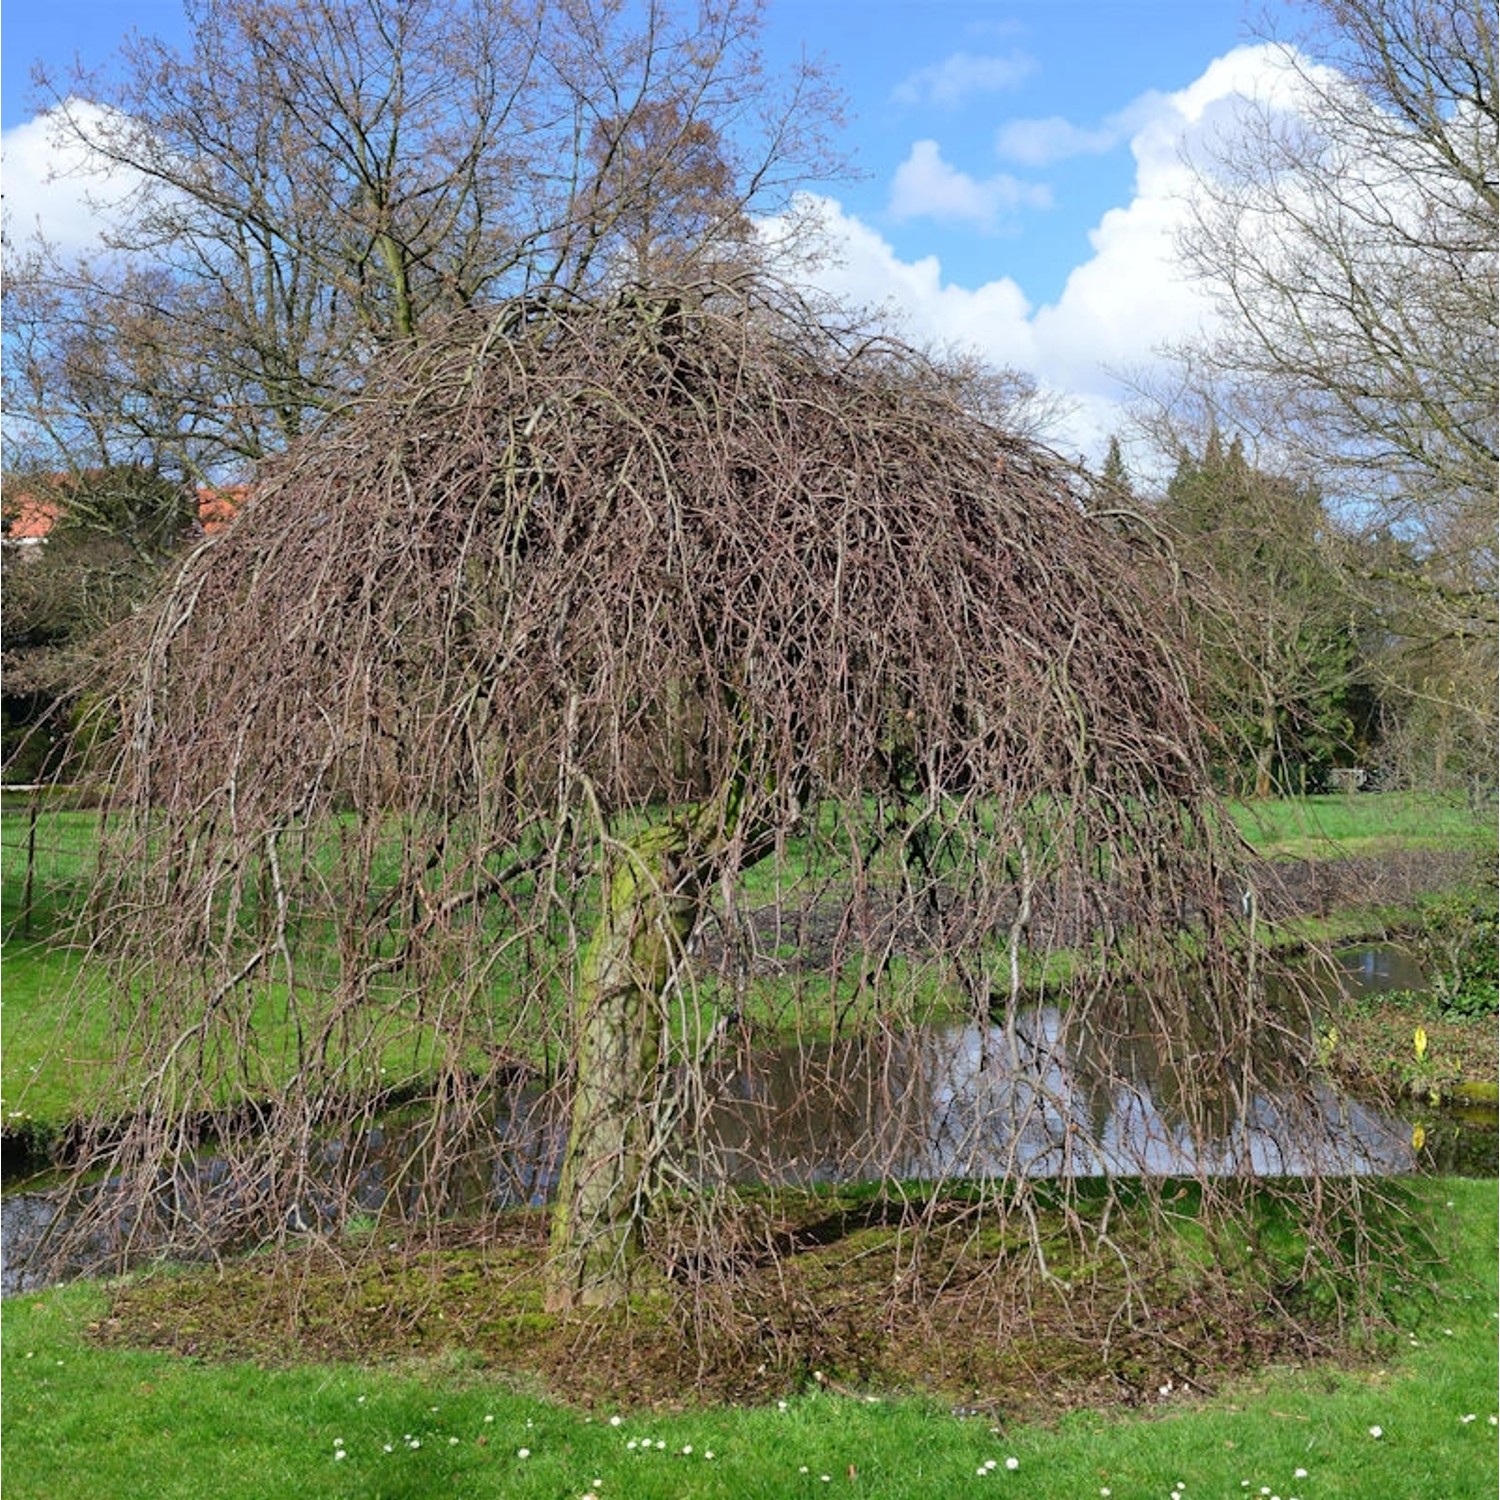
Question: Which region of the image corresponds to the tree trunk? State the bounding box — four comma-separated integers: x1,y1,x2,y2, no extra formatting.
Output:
545,817,709,1310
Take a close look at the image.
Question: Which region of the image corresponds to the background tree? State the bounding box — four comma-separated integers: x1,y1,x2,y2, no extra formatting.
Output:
1159,431,1366,797
3,0,842,476
1169,0,1497,787
1350,522,1498,791
49,287,1373,1335
1098,434,1135,505
583,100,756,285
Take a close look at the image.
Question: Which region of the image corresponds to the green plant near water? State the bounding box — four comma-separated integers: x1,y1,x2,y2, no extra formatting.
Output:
1413,884,1499,1019
1353,879,1500,1027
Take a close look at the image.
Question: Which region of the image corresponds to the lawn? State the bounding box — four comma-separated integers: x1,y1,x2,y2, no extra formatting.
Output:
1,1177,1495,1499
1230,789,1498,862
4,795,1495,1497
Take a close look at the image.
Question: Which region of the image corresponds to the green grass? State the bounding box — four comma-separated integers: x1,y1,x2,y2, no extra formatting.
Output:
1,813,98,952
0,941,108,1125
1230,790,1498,861
0,941,472,1130
2,1178,1495,1499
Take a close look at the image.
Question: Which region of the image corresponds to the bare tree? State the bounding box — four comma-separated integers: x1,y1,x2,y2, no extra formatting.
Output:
583,99,756,285
1168,0,1496,778
3,0,842,475
1177,0,1495,522
41,284,1393,1344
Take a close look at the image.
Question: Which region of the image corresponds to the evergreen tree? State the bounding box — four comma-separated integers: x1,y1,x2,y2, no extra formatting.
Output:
1098,435,1135,506
1161,433,1359,796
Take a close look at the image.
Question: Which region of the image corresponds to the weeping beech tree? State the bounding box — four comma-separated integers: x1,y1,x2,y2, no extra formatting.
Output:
53,283,1391,1338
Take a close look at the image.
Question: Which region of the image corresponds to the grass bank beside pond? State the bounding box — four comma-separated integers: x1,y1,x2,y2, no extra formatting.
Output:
2,1178,1495,1500
1230,789,1498,862
3,792,1495,1143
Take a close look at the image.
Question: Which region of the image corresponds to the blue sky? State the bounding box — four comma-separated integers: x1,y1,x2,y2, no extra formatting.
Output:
758,0,1279,303
2,0,1303,459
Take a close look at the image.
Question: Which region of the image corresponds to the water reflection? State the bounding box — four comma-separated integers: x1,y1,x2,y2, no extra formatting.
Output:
700,1009,1414,1188
1332,944,1428,994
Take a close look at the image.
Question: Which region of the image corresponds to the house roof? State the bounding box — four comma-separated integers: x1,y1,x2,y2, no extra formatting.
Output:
2,495,63,542
195,486,245,534
1,482,245,543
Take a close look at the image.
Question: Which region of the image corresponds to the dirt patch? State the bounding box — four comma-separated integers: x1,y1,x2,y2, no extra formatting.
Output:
1251,851,1483,924
713,851,1482,977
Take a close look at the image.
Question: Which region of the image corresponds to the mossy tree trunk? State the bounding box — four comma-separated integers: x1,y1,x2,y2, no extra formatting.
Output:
545,811,721,1310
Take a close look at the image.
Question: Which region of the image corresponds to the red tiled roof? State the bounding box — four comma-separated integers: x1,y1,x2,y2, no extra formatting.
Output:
195,484,247,535
2,495,63,541
1,482,245,541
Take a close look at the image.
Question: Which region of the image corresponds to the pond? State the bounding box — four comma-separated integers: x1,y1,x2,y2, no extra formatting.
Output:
1328,943,1429,994
2,946,1493,1295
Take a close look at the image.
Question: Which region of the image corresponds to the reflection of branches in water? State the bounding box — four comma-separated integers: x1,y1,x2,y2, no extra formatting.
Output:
37,281,1406,1347
696,1006,1413,1186
7,995,1419,1299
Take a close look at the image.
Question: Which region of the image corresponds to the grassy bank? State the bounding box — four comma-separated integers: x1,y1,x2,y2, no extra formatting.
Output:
1230,790,1498,862
2,1177,1495,1499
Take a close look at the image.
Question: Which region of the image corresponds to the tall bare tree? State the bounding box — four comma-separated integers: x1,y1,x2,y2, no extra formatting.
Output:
3,0,841,475
584,99,756,284
46,286,1386,1334
1169,0,1496,782
1177,0,1495,520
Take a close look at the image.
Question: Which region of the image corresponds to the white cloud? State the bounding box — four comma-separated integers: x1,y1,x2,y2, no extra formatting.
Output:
993,93,1168,168
993,116,1120,168
892,51,1037,109
888,140,1051,230
770,46,1311,462
1137,44,1337,195
2,102,139,257
779,195,1037,366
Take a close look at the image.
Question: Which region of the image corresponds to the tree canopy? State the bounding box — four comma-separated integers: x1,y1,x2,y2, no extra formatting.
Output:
1161,432,1365,797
